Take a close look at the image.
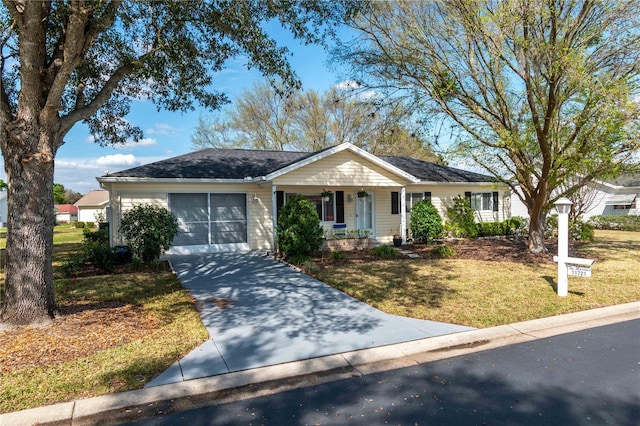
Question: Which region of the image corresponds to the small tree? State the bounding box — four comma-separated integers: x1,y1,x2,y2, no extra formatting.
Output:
445,195,478,238
276,195,324,263
120,205,179,263
410,200,443,244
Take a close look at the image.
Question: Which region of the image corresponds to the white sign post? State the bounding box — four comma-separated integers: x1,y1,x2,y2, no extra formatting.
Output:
553,198,595,297
555,198,572,297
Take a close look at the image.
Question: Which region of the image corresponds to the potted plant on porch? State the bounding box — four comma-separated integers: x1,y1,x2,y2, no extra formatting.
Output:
320,188,332,202
392,230,403,247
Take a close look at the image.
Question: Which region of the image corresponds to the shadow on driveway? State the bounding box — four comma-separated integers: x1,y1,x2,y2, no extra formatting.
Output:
147,252,473,387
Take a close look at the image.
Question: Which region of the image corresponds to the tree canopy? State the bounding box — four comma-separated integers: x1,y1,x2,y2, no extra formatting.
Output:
192,81,443,162
0,0,360,326
339,0,640,252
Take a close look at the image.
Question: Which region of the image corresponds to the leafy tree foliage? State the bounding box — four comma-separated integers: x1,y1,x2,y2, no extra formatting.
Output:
192,81,443,162
0,0,359,325
339,0,640,252
445,195,477,238
276,195,324,263
409,200,443,243
119,205,179,263
53,183,66,204
52,183,82,204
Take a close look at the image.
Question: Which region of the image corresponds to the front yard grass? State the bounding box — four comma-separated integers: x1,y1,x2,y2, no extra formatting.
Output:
317,230,639,328
0,227,208,414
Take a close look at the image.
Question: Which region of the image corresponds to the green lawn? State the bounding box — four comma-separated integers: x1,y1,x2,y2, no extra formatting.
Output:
318,230,640,328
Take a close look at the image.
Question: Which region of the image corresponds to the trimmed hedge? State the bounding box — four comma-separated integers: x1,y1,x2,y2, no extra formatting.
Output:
588,215,640,231
476,218,523,237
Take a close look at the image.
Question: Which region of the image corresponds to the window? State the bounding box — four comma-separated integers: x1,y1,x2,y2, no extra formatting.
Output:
406,192,432,213
286,193,335,222
469,192,499,211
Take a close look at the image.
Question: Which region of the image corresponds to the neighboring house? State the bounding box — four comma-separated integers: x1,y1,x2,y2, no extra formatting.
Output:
0,190,7,227
55,204,78,224
74,189,109,223
510,174,640,220
97,143,509,254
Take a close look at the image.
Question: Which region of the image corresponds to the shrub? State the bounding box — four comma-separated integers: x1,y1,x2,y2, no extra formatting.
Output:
85,221,95,229
432,244,456,258
571,220,595,241
75,221,85,229
330,250,345,261
476,218,527,237
410,200,443,243
370,245,398,259
546,214,594,241
588,215,640,231
276,194,324,263
119,204,179,263
445,195,478,238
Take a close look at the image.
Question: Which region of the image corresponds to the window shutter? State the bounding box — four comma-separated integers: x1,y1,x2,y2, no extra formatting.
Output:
391,191,399,214
465,192,472,207
336,191,345,223
493,192,499,212
276,191,284,215
424,192,432,203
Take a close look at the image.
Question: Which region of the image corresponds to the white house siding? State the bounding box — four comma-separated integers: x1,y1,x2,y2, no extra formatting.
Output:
273,150,406,187
77,207,106,223
428,185,508,222
510,184,640,220
104,182,273,252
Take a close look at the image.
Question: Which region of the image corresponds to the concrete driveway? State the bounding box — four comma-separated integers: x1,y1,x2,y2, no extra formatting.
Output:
147,252,473,387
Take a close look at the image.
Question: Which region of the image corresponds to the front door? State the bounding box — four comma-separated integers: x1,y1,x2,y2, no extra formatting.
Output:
355,191,374,236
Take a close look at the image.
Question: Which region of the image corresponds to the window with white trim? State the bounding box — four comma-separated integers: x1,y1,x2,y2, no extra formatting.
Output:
470,192,494,211
286,193,335,222
405,192,431,213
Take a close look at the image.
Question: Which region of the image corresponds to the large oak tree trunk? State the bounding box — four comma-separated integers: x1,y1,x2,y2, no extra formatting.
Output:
0,129,57,326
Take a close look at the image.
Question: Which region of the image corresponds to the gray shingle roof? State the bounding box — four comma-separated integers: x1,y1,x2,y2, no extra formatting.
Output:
379,155,495,183
105,147,495,183
105,148,313,179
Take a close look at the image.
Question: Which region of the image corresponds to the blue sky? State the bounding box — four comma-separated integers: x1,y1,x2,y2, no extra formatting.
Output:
5,26,356,194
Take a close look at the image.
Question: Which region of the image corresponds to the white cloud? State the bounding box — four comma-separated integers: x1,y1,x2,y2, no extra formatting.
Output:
119,137,157,150
85,135,96,143
146,123,179,135
95,154,138,167
334,80,362,90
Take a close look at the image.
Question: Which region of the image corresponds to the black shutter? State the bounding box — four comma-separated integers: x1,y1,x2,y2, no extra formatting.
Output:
493,192,499,212
276,191,284,215
391,191,399,214
465,191,472,207
424,191,432,203
336,191,345,223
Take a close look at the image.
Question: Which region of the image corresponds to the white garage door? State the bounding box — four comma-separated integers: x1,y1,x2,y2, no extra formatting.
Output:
168,193,248,253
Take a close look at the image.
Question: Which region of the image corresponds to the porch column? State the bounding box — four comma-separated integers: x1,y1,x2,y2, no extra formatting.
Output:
272,184,277,252
400,186,407,243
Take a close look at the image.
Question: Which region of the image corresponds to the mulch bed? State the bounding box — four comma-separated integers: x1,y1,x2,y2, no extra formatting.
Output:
314,237,587,265
0,301,159,374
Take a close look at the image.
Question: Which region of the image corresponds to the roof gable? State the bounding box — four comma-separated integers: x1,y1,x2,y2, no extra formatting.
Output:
74,189,109,207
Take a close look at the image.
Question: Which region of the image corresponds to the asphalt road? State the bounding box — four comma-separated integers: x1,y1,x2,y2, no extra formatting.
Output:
127,319,640,426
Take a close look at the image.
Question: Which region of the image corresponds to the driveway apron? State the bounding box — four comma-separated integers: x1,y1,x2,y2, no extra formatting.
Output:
147,252,473,387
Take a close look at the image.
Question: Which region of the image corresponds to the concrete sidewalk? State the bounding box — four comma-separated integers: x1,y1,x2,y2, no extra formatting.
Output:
2,302,638,426
147,252,474,387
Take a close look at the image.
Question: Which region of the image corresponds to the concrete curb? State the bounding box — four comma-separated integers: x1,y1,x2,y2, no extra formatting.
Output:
2,302,638,426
